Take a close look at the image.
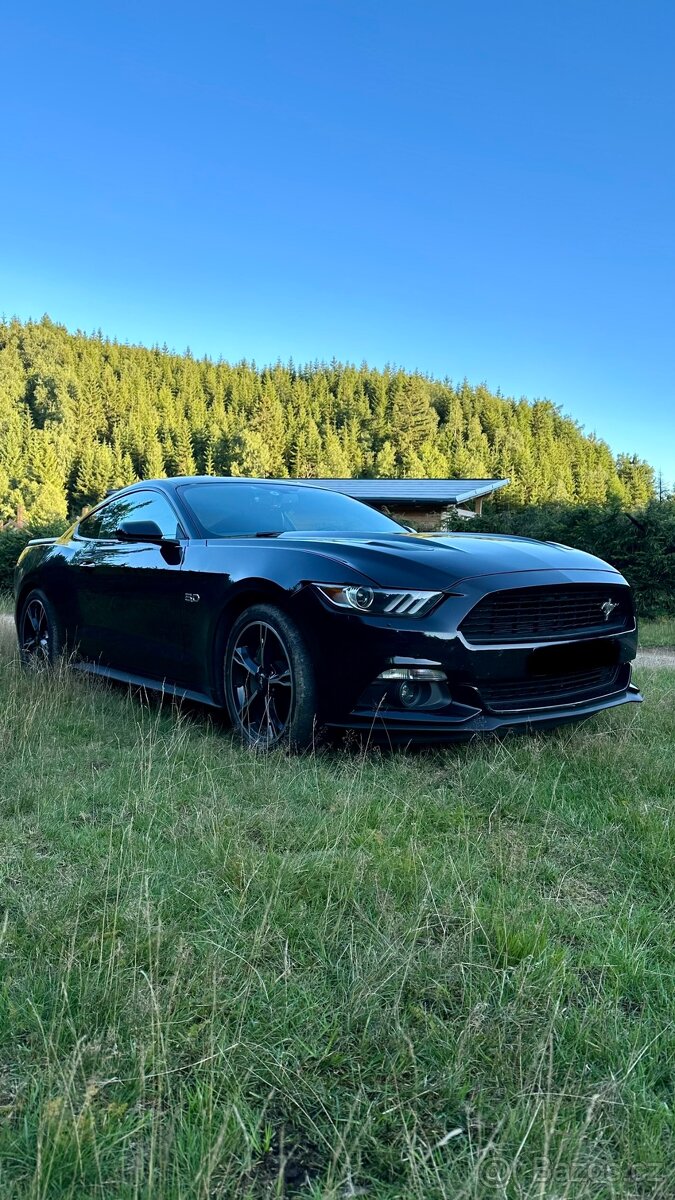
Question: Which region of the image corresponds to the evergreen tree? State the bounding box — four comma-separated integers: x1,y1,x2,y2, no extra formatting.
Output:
23,430,68,523
374,440,397,477
319,425,354,477
142,436,166,480
167,422,196,476
0,315,656,522
616,454,656,508
389,376,439,470
72,442,136,512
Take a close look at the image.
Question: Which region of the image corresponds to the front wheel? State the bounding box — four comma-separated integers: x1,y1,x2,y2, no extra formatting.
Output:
18,589,64,670
223,604,318,750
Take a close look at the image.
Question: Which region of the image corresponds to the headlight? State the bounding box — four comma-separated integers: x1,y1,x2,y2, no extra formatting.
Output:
314,584,443,617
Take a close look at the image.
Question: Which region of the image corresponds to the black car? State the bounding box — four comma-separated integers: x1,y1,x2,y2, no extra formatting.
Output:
14,476,642,747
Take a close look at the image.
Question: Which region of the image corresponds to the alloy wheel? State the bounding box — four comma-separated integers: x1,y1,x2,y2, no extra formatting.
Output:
21,598,50,665
229,620,294,745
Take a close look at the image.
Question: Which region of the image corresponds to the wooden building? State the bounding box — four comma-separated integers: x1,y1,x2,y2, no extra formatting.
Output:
291,478,509,530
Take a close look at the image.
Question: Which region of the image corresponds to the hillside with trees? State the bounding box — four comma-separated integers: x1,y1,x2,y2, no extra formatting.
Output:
0,316,655,525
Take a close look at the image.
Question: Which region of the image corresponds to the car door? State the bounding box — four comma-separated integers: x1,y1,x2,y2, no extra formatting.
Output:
70,489,190,683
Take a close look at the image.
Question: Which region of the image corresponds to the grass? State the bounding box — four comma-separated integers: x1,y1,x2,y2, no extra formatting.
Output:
639,617,675,649
0,624,674,1197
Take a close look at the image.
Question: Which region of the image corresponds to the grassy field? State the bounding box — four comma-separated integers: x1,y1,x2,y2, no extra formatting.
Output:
0,619,673,1197
638,617,675,648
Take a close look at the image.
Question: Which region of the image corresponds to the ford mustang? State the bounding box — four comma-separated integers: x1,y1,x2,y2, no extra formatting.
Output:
14,476,642,747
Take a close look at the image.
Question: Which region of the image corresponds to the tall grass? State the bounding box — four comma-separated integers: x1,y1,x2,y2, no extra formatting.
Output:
0,625,673,1197
639,616,675,648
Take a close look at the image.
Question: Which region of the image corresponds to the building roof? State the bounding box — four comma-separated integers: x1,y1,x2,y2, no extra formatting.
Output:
289,478,509,506
108,476,510,507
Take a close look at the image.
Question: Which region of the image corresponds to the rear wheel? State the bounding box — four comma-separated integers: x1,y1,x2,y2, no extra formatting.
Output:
223,604,318,750
18,589,64,670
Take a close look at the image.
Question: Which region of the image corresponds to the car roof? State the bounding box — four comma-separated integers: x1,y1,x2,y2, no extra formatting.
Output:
107,476,338,497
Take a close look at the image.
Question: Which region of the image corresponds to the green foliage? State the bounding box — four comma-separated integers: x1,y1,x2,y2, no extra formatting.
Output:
0,316,656,523
0,520,69,591
639,617,675,648
0,625,673,1197
448,500,675,616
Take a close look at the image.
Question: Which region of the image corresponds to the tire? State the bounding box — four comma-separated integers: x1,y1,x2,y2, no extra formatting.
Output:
18,588,65,670
223,603,318,750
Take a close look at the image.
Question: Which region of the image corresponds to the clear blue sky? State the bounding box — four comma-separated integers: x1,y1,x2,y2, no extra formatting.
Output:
1,1,674,484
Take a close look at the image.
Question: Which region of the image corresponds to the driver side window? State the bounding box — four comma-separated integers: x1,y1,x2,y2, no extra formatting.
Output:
112,491,184,539
79,491,184,540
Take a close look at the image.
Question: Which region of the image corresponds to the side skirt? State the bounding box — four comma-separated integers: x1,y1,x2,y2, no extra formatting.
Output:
70,661,220,709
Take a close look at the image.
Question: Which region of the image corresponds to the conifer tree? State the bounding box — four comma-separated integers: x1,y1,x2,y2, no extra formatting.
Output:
389,376,439,469
167,423,196,476
319,425,353,477
616,454,656,507
23,430,68,523
142,436,166,480
0,316,656,522
374,440,397,478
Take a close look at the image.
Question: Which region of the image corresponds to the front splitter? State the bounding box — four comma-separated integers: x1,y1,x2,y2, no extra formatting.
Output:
326,686,643,744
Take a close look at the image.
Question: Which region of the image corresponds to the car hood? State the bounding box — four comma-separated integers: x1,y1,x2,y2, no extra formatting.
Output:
227,530,625,590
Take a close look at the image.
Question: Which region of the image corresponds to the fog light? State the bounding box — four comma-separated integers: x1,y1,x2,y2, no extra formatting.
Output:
398,680,442,708
359,665,452,712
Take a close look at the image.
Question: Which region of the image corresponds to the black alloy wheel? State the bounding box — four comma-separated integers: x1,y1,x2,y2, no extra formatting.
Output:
224,604,318,749
19,590,62,669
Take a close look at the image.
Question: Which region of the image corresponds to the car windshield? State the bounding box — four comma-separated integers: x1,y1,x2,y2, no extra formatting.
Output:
179,481,406,537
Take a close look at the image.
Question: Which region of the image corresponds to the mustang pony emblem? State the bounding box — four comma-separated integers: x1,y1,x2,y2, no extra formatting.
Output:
601,598,619,621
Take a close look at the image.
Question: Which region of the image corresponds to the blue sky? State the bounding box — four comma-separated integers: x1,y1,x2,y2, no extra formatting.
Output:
1,1,674,483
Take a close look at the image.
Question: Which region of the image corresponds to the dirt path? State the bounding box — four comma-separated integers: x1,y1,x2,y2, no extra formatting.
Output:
2,613,674,666
636,647,675,668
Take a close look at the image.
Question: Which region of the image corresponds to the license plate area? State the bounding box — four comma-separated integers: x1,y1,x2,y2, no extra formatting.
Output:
528,639,620,678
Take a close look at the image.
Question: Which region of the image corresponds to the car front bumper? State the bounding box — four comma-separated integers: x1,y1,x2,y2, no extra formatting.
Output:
291,568,642,742
326,681,643,743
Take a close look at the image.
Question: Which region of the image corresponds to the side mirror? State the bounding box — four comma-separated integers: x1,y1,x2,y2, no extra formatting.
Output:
116,519,165,543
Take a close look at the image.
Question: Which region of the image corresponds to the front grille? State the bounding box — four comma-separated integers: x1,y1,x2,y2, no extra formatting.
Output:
479,665,628,713
460,585,633,645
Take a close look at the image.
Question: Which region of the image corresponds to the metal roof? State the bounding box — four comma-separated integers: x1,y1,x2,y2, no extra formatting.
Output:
287,478,509,506
110,476,509,507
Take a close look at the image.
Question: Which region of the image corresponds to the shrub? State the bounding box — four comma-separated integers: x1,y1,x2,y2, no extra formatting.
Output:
0,521,70,593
